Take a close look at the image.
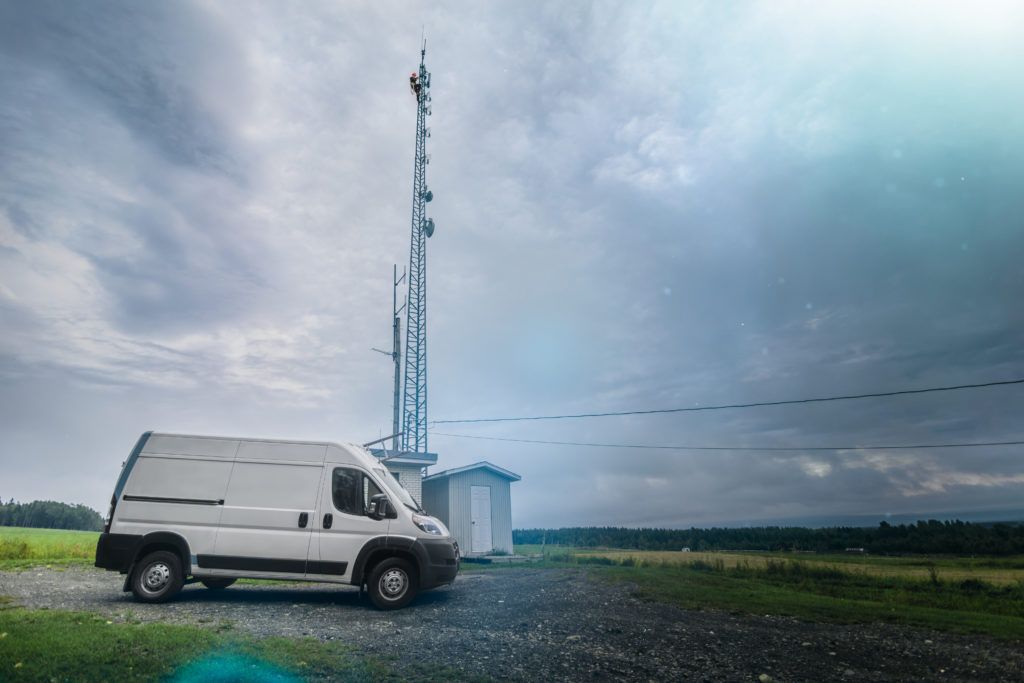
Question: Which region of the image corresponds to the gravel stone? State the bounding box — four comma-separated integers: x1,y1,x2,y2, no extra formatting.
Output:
2,566,1022,681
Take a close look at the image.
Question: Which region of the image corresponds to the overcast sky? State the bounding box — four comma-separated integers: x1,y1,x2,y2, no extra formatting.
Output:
2,1,1023,528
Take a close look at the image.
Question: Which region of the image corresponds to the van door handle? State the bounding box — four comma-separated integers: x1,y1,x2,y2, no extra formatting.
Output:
323,513,333,529
298,512,309,528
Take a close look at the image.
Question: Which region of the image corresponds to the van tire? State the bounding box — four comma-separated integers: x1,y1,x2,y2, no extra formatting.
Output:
367,557,418,610
200,578,236,590
130,550,183,603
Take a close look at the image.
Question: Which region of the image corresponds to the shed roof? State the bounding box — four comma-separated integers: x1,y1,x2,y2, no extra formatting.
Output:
423,461,521,483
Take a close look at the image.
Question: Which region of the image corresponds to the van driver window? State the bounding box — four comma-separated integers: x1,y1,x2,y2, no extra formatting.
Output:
332,468,384,516
332,468,362,515
363,475,383,509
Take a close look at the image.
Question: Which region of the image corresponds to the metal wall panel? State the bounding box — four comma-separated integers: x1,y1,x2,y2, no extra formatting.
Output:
444,470,514,555
421,476,449,523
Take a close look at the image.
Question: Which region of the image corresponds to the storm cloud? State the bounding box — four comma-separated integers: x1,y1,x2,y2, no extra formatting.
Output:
1,1,1022,527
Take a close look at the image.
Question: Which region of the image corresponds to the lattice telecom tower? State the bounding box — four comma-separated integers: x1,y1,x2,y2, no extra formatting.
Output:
401,41,435,453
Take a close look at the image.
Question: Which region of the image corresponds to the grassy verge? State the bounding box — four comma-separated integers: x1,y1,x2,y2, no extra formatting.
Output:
0,598,390,681
567,548,1024,585
0,527,98,570
548,555,1024,639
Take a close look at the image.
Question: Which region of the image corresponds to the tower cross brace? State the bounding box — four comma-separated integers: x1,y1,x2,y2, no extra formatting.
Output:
401,42,433,453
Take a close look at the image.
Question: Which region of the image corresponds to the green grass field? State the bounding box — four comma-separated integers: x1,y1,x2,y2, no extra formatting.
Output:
540,547,1024,585
0,527,98,569
517,544,1024,581
0,596,389,682
518,546,1024,639
609,562,1024,638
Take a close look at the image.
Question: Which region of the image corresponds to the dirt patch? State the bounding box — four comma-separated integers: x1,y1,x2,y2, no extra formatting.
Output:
2,566,1022,681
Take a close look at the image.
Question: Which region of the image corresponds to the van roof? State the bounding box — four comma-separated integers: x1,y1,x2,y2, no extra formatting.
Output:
146,431,361,449
140,432,377,466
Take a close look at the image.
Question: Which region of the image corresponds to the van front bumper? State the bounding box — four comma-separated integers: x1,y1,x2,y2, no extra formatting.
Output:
417,537,459,589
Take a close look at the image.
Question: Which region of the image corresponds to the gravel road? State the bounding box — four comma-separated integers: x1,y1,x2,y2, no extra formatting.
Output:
2,565,1022,681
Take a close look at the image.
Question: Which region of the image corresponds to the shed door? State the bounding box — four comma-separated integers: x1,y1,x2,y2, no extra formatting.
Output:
470,485,492,553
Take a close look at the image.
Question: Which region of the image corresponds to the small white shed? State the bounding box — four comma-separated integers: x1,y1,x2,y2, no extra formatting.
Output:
422,462,520,556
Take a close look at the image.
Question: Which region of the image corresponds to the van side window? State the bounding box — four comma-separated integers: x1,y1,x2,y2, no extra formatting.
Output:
363,475,384,510
332,468,384,516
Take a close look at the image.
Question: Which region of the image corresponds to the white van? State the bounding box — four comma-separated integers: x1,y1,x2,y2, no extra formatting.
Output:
95,432,459,609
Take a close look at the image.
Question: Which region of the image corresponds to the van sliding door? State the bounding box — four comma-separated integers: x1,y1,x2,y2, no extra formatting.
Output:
204,461,321,576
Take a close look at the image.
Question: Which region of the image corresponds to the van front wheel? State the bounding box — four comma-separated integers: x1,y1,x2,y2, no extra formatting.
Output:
367,557,418,610
130,551,183,603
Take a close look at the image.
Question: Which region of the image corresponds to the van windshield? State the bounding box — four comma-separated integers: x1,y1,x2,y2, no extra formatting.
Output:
373,466,422,512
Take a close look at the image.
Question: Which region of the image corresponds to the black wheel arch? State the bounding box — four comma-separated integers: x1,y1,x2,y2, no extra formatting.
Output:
132,532,192,575
352,536,425,586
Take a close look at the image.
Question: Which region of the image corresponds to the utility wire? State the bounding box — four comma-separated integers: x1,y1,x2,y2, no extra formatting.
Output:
430,431,1024,452
430,377,1024,425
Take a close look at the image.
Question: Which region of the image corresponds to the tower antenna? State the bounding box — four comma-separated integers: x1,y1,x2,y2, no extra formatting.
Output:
372,264,406,453
401,40,434,453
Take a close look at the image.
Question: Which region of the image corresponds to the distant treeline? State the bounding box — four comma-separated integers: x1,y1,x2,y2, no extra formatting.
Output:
514,520,1024,555
0,499,103,531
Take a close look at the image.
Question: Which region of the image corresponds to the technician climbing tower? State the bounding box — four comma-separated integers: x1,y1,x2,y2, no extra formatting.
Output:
401,40,435,453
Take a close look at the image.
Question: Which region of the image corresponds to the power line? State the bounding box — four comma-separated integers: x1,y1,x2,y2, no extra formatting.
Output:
430,377,1024,425
430,431,1024,453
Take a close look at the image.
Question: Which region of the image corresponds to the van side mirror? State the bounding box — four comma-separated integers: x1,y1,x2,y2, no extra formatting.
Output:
367,493,396,520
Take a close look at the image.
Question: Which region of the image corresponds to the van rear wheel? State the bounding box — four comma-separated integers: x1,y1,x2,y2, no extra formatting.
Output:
201,578,236,590
367,557,418,610
130,550,183,603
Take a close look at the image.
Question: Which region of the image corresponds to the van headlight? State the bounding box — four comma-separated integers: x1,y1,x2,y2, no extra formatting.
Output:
413,514,444,536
